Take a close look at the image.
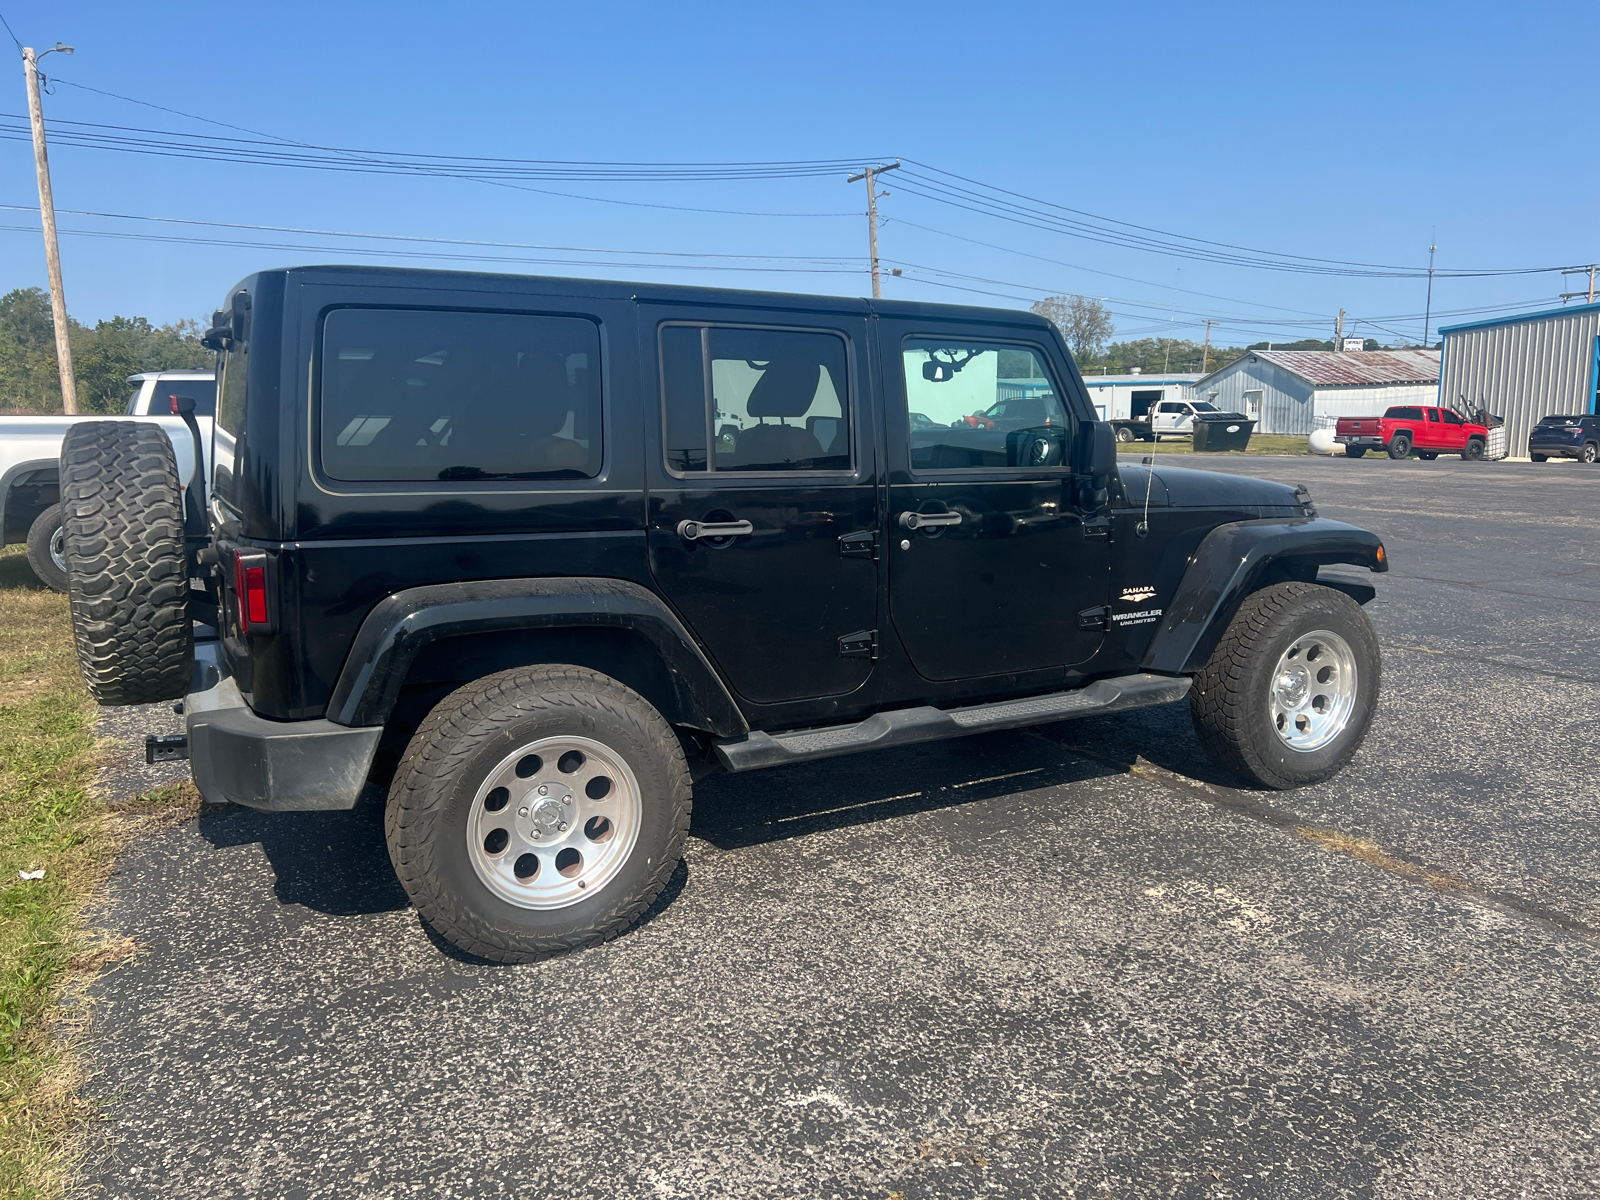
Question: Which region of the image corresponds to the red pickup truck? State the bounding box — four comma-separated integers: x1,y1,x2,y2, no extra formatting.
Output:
1335,405,1489,461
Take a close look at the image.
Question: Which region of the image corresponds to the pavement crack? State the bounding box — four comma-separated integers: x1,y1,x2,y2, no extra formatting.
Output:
1026,731,1600,947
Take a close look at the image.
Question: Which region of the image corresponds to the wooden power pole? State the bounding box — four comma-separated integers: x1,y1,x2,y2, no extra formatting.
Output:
23,44,77,414
1200,319,1214,373
847,161,900,298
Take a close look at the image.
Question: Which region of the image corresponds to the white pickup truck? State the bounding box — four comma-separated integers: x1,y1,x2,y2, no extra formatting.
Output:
0,370,215,592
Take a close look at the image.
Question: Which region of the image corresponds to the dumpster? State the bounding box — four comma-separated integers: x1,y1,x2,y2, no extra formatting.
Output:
1192,413,1255,452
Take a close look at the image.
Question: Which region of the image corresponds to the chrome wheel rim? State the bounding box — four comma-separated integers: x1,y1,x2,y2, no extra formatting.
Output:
49,525,66,574
467,735,642,910
1269,629,1358,753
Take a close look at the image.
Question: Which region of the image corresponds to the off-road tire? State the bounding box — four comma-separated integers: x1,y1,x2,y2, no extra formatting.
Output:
1386,435,1411,460
1530,453,1547,463
385,665,692,963
1344,447,1367,459
24,503,68,594
1189,581,1381,790
59,422,193,705
1461,438,1486,461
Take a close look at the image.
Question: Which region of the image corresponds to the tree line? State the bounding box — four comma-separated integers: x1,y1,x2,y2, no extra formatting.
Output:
0,287,209,414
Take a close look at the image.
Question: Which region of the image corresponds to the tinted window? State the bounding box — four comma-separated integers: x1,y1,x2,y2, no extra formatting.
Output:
1538,415,1580,425
1191,401,1218,412
1385,407,1424,420
320,309,601,483
218,351,247,437
143,378,217,417
1441,410,1462,425
660,325,850,473
902,338,1069,471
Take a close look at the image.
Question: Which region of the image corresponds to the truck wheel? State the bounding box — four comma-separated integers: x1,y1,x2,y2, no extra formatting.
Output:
24,503,68,594
1461,438,1486,461
385,664,692,963
1114,426,1135,443
1189,581,1380,790
1344,447,1367,459
1416,451,1438,461
59,422,194,706
1386,435,1411,460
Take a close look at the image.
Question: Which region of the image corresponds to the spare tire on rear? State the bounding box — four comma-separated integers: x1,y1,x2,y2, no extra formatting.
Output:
60,421,194,705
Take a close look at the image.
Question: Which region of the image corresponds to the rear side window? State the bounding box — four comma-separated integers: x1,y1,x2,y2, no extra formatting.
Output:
660,324,851,473
218,352,247,436
147,379,217,417
1385,407,1423,420
319,308,601,483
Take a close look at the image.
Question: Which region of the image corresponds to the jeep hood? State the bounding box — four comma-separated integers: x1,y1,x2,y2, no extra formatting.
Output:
1145,464,1302,509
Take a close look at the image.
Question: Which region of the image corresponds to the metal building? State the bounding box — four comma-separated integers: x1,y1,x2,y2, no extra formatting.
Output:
1438,302,1600,458
1191,350,1441,435
1079,372,1199,422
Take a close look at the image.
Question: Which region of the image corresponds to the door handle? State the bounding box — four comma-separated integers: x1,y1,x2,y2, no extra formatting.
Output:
677,519,754,540
898,510,961,530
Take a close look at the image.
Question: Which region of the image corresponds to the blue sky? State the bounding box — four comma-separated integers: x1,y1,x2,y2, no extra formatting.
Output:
1,0,1594,348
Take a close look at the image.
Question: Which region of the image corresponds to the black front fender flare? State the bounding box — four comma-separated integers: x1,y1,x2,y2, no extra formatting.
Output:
1140,518,1386,676
326,577,747,736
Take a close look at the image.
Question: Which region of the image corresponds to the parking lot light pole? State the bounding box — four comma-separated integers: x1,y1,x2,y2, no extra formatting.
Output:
22,42,77,414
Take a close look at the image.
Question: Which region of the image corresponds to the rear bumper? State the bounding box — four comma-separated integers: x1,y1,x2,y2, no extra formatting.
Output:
1335,435,1383,447
1528,442,1586,458
185,639,381,812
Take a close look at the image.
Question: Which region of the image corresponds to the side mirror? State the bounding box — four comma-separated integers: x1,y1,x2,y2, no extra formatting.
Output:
229,290,252,345
1080,420,1117,480
201,307,231,351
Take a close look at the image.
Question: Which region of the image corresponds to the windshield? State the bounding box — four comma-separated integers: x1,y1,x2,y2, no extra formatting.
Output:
1190,402,1219,413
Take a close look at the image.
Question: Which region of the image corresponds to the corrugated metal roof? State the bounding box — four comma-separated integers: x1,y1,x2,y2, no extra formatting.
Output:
1080,374,1203,386
1240,350,1441,387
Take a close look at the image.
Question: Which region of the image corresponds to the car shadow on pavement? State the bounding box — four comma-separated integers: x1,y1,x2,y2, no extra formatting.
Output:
197,785,411,916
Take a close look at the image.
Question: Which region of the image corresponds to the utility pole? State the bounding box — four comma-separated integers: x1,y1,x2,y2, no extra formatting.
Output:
1556,265,1597,305
23,43,77,414
1200,319,1214,373
1422,232,1436,348
846,161,900,299
1334,308,1345,351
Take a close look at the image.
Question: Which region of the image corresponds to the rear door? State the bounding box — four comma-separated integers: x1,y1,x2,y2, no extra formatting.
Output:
642,305,879,707
879,319,1110,681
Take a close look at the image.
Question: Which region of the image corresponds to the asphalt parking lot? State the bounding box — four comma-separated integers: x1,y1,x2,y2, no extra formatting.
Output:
76,454,1600,1199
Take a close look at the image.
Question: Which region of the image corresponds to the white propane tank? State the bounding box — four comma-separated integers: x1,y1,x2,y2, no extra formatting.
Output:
1308,427,1340,456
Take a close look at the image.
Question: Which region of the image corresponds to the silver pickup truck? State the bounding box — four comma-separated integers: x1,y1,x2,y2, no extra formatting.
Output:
0,370,214,591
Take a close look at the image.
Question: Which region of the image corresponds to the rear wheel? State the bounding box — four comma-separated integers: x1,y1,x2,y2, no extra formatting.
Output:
1416,451,1438,461
385,665,691,962
1114,425,1135,443
1530,453,1548,463
1461,438,1486,461
1582,442,1598,464
1190,582,1381,790
24,504,67,594
1386,435,1412,460
1344,447,1367,459
59,422,194,705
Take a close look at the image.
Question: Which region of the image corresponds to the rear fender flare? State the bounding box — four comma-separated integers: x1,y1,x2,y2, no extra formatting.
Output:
327,577,747,736
1141,519,1387,676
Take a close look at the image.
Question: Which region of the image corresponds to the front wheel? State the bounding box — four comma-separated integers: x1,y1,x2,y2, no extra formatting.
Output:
1190,582,1381,789
1461,438,1486,461
1582,443,1598,464
385,664,692,962
1386,435,1411,460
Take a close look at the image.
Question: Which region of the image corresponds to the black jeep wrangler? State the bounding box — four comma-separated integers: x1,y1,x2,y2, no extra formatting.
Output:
60,267,1386,962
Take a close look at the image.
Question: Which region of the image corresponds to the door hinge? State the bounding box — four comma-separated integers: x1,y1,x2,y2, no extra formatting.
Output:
1078,606,1110,632
1084,515,1112,540
838,629,878,660
838,530,877,560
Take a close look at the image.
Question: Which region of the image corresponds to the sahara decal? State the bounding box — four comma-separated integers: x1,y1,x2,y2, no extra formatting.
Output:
1118,585,1158,605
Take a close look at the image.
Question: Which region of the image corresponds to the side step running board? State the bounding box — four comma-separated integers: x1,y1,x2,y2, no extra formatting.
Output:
713,672,1191,773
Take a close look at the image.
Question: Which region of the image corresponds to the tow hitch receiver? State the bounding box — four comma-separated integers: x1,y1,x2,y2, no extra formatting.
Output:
145,734,189,764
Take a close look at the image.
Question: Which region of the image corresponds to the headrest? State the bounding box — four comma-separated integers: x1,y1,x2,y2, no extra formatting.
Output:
745,359,821,419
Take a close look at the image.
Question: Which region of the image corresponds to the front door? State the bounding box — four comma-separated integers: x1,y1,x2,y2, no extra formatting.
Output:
1154,401,1193,437
881,322,1111,682
644,308,879,707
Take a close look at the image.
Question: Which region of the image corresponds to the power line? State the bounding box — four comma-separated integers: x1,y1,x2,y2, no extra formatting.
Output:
0,9,20,53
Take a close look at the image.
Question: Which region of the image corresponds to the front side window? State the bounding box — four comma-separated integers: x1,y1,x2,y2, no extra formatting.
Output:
660,325,850,473
1441,410,1462,425
320,308,601,483
902,338,1069,471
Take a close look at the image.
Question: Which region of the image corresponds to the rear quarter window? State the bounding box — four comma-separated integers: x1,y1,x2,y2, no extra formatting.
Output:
1384,407,1424,420
318,308,602,483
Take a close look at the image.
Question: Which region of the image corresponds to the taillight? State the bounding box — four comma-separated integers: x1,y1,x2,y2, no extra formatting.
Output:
231,551,276,635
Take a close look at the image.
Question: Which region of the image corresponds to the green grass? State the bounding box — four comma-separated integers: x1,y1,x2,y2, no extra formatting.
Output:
1120,434,1310,456
0,545,194,1197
